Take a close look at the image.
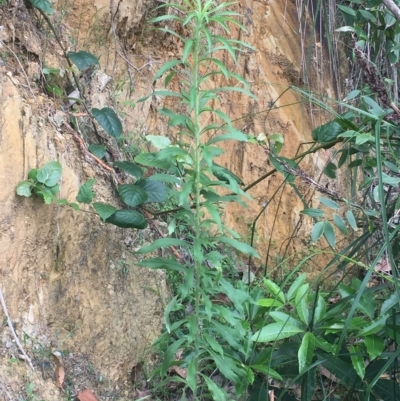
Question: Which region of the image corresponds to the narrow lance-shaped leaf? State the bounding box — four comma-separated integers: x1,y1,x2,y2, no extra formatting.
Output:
298,332,316,373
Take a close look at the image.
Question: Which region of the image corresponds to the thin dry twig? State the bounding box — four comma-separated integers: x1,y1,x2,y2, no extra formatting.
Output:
0,288,35,371
0,40,36,99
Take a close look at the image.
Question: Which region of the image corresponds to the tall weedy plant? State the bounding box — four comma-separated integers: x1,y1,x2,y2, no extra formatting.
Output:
135,0,261,398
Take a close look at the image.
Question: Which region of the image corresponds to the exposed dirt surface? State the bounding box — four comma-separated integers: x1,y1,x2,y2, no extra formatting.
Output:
0,0,344,397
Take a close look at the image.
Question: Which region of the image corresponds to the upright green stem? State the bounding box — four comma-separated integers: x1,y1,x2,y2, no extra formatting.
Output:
192,18,202,399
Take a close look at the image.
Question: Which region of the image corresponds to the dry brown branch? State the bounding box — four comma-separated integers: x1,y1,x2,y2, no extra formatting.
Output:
0,288,35,371
382,0,400,23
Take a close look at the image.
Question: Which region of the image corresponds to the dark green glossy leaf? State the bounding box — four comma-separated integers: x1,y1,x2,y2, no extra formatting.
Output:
92,202,116,221
29,0,53,14
135,179,168,203
106,210,147,229
113,161,143,178
92,107,122,138
67,51,99,70
88,144,107,159
118,184,148,207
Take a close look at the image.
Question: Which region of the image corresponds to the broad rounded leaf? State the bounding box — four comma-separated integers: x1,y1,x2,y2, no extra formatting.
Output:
251,323,304,342
16,181,33,197
113,161,143,178
92,107,122,138
312,120,343,143
118,184,148,207
37,162,62,187
106,210,147,229
29,0,54,14
88,144,106,159
67,51,99,70
93,202,116,221
135,179,168,203
145,135,171,149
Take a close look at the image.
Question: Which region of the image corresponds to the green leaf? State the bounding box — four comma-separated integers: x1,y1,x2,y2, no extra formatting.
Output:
287,274,307,301
136,238,188,254
145,135,171,149
295,284,310,325
92,107,122,138
134,153,173,169
203,376,228,401
202,333,224,356
160,337,187,376
105,210,147,229
263,278,285,303
381,292,399,315
269,311,303,328
311,221,325,243
112,161,143,178
218,236,260,258
207,130,248,144
315,338,337,354
346,210,358,230
349,345,365,379
67,51,99,70
250,365,283,381
92,202,116,221
257,298,284,308
76,178,96,204
318,196,340,210
337,4,356,16
323,221,336,248
55,199,79,211
364,336,384,361
333,213,349,235
251,323,304,342
136,257,186,272
153,59,182,82
312,120,343,143
88,144,106,159
135,179,168,203
33,186,55,204
301,208,326,218
16,181,33,197
210,163,244,185
36,162,62,187
323,162,337,179
344,90,360,101
205,202,223,232
28,0,53,14
314,295,326,323
118,184,148,207
27,169,38,181
358,314,388,337
298,332,315,373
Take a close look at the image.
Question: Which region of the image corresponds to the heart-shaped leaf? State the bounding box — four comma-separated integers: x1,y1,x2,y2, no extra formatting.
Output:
92,107,122,138
67,51,99,70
